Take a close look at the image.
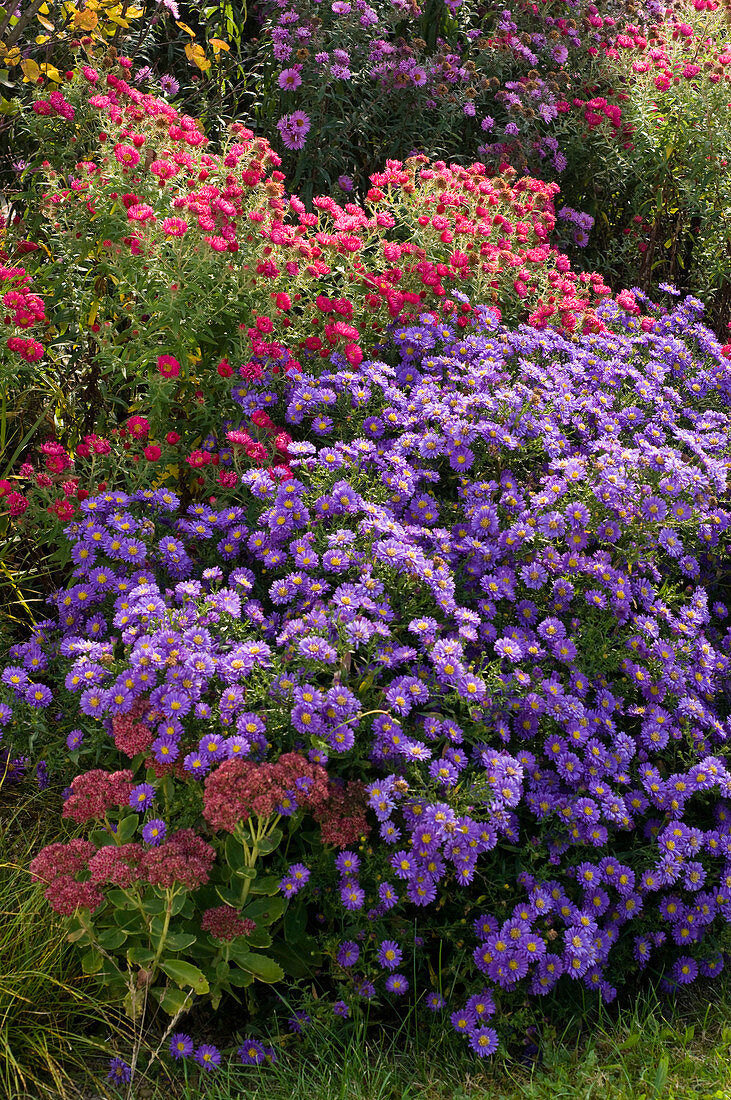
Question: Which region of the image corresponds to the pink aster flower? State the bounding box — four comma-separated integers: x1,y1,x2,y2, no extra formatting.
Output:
113,143,140,167
161,216,188,236
278,67,302,90
157,354,181,378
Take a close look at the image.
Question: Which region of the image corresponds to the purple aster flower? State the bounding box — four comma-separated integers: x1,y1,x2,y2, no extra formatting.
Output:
239,1039,266,1065
170,1033,194,1060
152,734,180,764
378,881,398,909
195,1044,221,1071
183,751,212,778
142,819,167,845
468,1026,499,1057
278,67,302,90
336,940,359,967
341,882,365,910
288,1010,311,1034
333,1000,350,1017
385,973,409,994
377,940,403,970
198,732,226,760
673,957,698,985
108,1057,132,1083
129,782,155,812
335,851,360,876
66,729,84,750
25,683,52,708
160,73,180,96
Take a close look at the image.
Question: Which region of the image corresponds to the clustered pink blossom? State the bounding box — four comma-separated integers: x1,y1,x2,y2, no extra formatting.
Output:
62,769,135,823
29,838,95,884
142,829,216,889
112,701,154,756
29,839,104,916
202,753,329,832
29,829,216,915
316,780,370,848
201,905,257,942
88,843,146,888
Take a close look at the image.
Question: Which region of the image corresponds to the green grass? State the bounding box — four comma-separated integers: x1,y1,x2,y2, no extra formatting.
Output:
63,981,731,1100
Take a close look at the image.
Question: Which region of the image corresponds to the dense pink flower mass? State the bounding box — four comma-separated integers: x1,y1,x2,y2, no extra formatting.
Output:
88,843,146,888
202,754,330,831
29,839,95,884
62,770,135,823
142,829,216,889
201,905,257,941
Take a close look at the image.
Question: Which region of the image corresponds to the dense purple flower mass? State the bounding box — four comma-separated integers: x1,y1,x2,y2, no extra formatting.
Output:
6,288,731,1057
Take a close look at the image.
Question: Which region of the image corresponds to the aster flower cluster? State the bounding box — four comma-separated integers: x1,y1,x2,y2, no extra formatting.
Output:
5,283,731,1058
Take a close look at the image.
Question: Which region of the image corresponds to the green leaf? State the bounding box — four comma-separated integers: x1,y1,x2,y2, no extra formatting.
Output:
127,945,155,967
225,834,246,871
172,893,190,917
142,894,166,915
234,866,257,880
115,815,139,844
90,828,118,849
107,888,135,909
256,827,283,855
114,910,142,931
66,927,91,945
215,885,238,907
244,896,285,926
228,968,254,988
81,949,103,975
245,927,272,949
154,986,193,1015
284,901,308,946
248,875,281,896
165,932,198,952
652,1056,669,1097
236,952,284,984
97,927,127,950
160,959,210,994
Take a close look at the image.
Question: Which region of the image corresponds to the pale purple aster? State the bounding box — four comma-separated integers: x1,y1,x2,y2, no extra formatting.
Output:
278,67,302,90
377,940,403,970
160,73,180,96
336,940,360,967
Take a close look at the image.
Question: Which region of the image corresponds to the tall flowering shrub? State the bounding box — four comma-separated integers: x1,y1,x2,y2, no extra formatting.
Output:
247,0,623,196
555,0,731,327
5,283,731,1057
2,60,617,538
